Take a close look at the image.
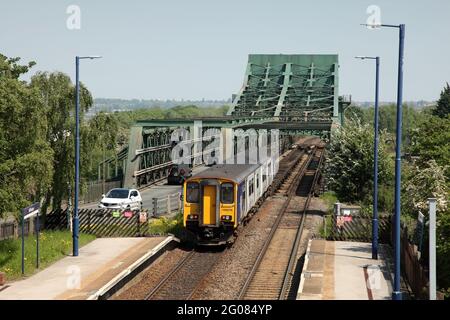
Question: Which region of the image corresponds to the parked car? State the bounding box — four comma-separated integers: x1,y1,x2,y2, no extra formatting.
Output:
167,164,192,185
98,188,142,210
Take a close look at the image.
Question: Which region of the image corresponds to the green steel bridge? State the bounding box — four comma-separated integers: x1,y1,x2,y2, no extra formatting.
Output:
99,54,350,189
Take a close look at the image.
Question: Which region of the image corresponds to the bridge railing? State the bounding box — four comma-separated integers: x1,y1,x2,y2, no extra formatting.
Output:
152,192,182,217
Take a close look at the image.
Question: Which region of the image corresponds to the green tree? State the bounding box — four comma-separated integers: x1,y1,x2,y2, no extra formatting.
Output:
82,112,119,181
402,160,448,216
433,83,450,118
408,115,450,179
0,55,53,217
30,71,93,212
324,120,393,209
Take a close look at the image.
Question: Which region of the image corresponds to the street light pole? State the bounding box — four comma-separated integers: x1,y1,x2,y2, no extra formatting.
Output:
392,24,405,301
362,23,405,300
73,56,80,257
355,56,380,260
373,56,380,261
73,55,102,257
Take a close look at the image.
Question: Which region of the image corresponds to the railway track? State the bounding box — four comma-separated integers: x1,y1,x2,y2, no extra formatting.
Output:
141,144,314,300
239,147,324,300
145,249,223,300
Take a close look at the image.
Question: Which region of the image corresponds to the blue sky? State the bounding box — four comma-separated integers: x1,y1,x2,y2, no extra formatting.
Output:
1,0,449,102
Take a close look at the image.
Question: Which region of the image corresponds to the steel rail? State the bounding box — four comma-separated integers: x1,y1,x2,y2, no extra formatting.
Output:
279,148,324,299
144,250,195,300
237,150,315,299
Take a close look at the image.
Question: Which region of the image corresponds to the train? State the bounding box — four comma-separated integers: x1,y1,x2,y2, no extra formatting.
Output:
182,154,279,245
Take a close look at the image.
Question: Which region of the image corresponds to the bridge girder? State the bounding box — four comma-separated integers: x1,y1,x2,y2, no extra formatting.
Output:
104,54,350,188
226,54,346,125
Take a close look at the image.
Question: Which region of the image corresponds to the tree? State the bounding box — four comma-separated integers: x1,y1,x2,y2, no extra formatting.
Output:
408,115,450,179
324,120,393,209
82,112,119,181
0,55,53,218
433,83,450,118
30,71,93,212
402,160,448,216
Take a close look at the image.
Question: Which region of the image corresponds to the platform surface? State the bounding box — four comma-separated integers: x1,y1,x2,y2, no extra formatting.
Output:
298,240,393,300
0,236,169,300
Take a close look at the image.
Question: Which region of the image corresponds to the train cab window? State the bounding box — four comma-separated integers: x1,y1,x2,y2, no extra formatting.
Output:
186,182,199,203
221,183,234,204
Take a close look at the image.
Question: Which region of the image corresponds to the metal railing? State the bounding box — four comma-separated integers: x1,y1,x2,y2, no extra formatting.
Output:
152,192,182,217
82,180,122,204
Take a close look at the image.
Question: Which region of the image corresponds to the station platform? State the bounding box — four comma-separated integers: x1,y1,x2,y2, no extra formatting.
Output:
0,236,178,300
297,240,394,300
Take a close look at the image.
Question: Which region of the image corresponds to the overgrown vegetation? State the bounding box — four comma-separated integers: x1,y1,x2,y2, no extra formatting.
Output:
148,212,184,237
0,231,95,280
324,119,394,211
326,86,450,296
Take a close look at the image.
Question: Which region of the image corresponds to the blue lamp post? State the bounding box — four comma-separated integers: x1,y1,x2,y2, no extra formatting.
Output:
73,55,102,257
363,23,405,300
355,56,380,260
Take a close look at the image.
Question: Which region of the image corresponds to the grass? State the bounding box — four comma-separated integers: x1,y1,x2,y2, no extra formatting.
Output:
148,212,184,237
0,230,96,281
319,191,338,214
318,192,338,239
319,214,333,239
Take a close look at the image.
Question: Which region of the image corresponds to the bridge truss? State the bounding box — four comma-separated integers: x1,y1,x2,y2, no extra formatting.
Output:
98,54,350,189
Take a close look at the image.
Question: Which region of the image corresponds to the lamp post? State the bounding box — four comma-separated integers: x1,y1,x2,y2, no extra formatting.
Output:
73,55,102,257
355,56,380,260
363,23,405,300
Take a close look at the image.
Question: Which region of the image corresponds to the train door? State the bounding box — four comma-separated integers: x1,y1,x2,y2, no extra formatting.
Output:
255,174,259,199
262,165,267,190
248,175,255,207
268,161,272,184
203,185,217,225
241,186,247,218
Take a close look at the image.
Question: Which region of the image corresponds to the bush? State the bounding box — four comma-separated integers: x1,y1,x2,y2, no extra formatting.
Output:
324,119,393,209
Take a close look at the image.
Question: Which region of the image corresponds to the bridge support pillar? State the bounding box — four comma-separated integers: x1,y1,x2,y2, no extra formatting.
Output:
124,125,143,188
221,128,234,164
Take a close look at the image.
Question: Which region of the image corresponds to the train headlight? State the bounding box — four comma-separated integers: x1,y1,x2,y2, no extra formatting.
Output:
188,214,199,220
221,215,232,221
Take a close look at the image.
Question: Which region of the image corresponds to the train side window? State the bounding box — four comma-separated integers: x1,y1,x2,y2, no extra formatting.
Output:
221,183,234,204
186,182,199,203
263,173,267,182
256,174,260,188
249,179,254,195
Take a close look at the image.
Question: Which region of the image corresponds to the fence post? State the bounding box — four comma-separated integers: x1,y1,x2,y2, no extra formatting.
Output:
14,221,18,238
167,194,171,214
137,210,140,237
152,198,157,217
88,211,91,234
429,198,437,300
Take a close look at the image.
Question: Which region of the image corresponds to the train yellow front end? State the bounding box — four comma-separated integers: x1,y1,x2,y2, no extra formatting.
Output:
183,161,277,245
183,177,237,245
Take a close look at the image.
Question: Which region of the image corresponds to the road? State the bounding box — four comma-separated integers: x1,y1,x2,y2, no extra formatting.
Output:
80,166,209,210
